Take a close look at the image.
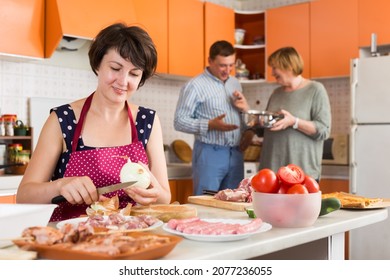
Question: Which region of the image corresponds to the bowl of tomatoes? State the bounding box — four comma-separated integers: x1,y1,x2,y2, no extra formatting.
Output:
250,164,322,228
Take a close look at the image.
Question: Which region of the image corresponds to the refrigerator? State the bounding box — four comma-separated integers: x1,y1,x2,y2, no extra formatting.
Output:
349,55,390,259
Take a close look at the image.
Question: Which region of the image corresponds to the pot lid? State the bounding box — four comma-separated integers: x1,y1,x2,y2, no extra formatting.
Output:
171,140,192,163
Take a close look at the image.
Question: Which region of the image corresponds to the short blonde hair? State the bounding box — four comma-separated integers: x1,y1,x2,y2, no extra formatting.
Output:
267,47,304,76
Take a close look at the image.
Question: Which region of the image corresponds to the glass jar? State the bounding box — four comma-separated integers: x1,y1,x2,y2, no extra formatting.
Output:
16,150,30,164
2,114,17,136
7,143,23,164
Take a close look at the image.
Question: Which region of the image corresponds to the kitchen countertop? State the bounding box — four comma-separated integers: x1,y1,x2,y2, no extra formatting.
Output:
0,175,22,196
5,203,387,260
156,204,387,260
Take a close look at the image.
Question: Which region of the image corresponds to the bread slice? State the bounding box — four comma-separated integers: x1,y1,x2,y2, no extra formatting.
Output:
131,204,197,222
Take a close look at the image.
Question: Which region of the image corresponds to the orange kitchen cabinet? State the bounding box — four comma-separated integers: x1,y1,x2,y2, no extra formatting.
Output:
45,0,137,58
204,2,235,68
310,0,359,78
169,180,178,203
319,179,349,193
0,195,16,204
358,0,390,47
168,0,203,77
266,3,310,82
169,179,193,204
0,0,45,58
132,0,168,74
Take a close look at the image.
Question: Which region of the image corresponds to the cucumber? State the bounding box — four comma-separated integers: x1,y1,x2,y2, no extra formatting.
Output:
245,208,256,218
319,197,341,216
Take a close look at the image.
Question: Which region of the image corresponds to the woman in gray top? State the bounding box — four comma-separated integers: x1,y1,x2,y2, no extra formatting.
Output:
243,47,331,180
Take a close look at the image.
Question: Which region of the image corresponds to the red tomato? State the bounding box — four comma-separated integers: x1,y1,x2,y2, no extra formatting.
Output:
251,169,280,193
303,175,320,193
277,164,305,186
286,184,309,194
278,182,291,194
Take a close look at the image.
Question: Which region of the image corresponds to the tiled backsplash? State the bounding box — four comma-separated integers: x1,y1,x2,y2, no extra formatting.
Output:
0,58,351,150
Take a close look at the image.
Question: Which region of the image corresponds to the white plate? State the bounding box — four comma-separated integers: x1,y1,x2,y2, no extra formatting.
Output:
162,218,272,242
57,216,163,232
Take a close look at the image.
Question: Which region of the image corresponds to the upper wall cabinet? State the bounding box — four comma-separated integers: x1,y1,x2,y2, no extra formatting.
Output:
204,2,235,68
310,0,358,78
132,0,168,74
168,0,203,77
134,0,233,77
266,3,310,82
358,0,390,47
0,0,45,58
267,0,358,80
45,0,137,58
235,10,266,83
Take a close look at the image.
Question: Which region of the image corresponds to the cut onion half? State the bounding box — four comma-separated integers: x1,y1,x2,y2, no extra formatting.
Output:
120,162,151,189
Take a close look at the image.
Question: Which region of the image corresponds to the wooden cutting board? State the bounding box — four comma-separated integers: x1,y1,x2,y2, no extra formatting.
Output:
187,195,251,211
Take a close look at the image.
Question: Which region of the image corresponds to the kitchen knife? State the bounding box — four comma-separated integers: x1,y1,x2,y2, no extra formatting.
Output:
51,181,138,204
202,189,218,196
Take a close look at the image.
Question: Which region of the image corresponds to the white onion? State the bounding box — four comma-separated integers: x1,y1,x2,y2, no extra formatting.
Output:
120,162,151,189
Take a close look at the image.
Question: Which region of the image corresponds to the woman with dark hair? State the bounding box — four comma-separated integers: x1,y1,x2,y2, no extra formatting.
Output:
17,23,171,221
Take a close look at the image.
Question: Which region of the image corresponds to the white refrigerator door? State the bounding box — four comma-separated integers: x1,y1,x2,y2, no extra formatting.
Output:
351,56,390,124
349,124,390,259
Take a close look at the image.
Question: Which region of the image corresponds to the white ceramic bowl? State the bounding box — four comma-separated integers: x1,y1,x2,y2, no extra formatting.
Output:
252,191,321,228
0,204,57,248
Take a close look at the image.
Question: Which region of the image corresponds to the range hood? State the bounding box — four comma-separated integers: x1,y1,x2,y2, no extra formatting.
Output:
45,0,137,58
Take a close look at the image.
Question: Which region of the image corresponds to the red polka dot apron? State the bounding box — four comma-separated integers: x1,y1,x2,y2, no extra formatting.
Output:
50,93,148,222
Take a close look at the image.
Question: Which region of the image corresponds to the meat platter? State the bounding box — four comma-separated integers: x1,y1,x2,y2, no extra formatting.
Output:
162,218,272,242
56,216,163,232
13,231,182,260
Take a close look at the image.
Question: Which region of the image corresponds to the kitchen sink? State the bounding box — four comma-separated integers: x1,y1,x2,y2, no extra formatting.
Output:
167,163,192,179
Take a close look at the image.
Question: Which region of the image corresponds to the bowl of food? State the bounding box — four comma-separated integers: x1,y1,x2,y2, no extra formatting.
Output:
241,110,284,128
251,191,322,228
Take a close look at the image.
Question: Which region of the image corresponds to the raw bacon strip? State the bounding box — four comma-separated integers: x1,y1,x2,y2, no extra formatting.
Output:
167,217,200,230
197,222,229,235
236,218,263,234
208,223,242,235
182,221,223,234
176,220,208,232
170,218,264,235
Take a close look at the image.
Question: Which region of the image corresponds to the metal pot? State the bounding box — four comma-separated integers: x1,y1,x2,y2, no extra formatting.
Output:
241,110,284,128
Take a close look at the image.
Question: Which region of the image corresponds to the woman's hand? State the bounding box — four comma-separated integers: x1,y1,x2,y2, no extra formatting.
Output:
123,162,161,205
57,176,100,205
270,109,295,131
